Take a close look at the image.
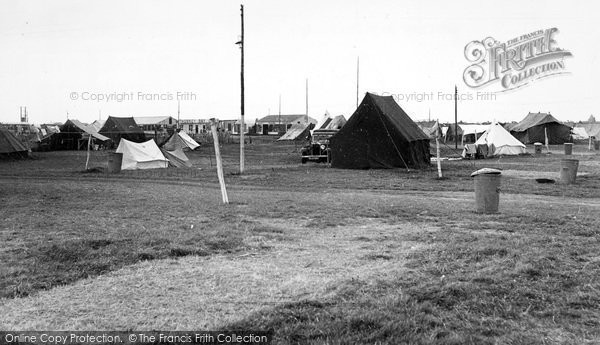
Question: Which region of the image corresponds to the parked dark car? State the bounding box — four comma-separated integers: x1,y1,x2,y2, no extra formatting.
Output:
301,142,330,163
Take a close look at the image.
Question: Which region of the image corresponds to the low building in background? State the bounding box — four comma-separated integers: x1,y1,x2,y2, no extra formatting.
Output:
180,118,249,135
134,116,177,135
255,114,317,135
180,119,211,135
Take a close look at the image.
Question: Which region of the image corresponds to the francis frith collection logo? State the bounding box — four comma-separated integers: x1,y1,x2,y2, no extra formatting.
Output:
463,28,572,91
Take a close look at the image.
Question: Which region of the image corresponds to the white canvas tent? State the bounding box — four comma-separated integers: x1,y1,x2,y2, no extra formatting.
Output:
278,123,311,141
475,123,527,156
312,112,331,133
572,127,589,140
116,139,169,170
162,130,200,151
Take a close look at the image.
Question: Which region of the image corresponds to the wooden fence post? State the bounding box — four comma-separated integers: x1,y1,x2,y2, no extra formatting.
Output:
85,134,92,170
210,118,229,204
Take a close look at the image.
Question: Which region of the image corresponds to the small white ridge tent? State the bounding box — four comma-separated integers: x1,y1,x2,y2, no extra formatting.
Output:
312,112,331,134
475,123,527,156
116,139,169,170
277,123,311,141
322,115,346,130
162,131,200,151
177,131,200,150
572,127,589,140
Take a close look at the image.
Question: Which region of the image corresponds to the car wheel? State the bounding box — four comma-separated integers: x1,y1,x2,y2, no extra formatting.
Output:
301,158,307,164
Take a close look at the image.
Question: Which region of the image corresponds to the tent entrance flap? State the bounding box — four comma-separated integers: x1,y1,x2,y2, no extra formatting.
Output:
161,148,192,168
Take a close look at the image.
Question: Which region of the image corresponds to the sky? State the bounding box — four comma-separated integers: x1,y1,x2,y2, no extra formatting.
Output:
0,0,598,125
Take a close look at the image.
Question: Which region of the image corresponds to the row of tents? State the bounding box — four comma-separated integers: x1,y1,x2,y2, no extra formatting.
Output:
115,129,200,170
423,112,578,145
4,116,167,152
0,116,201,171
325,94,575,169
54,116,147,150
272,93,546,169
101,94,588,171
2,94,595,170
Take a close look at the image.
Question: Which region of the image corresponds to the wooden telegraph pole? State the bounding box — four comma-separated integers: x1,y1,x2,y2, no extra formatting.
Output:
305,79,309,124
454,85,458,149
239,4,245,173
435,119,442,179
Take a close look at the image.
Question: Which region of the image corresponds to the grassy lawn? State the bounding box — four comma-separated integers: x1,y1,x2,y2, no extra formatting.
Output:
0,142,599,344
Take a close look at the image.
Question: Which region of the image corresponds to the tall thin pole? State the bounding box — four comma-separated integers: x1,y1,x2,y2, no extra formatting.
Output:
356,56,360,108
454,85,458,149
177,100,180,130
239,4,245,173
278,94,281,132
305,79,309,123
436,119,442,179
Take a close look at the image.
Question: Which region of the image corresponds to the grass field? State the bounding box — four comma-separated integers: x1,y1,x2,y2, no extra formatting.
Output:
1,141,599,344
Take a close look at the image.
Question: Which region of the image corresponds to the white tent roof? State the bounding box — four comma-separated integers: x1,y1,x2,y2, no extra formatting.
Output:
323,115,346,130
572,127,589,139
176,131,200,150
278,123,310,141
162,131,200,151
475,123,526,156
313,112,330,133
116,139,169,170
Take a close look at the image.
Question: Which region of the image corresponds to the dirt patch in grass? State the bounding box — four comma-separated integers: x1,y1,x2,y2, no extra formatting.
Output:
0,218,431,330
0,180,269,299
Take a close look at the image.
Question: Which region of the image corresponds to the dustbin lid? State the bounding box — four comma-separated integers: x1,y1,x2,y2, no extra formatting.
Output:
534,142,542,146
470,168,502,177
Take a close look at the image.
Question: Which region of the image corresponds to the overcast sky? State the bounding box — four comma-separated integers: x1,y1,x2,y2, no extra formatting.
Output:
0,0,598,125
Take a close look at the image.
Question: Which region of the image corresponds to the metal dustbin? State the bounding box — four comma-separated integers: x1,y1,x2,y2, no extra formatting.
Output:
594,140,600,151
471,168,502,214
560,159,579,184
107,152,123,173
564,143,573,155
534,142,543,154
